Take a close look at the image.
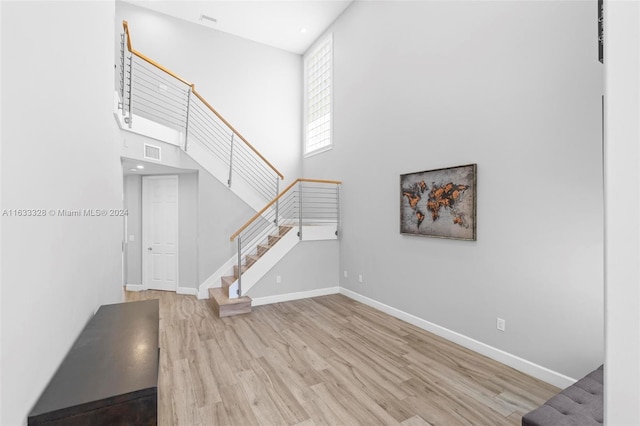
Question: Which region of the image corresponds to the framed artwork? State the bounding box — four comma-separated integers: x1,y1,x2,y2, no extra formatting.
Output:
400,164,477,240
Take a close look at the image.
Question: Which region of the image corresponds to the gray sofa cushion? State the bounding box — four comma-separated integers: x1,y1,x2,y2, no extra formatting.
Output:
522,365,603,426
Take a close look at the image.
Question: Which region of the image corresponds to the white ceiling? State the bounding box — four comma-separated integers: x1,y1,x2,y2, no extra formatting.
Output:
122,0,353,54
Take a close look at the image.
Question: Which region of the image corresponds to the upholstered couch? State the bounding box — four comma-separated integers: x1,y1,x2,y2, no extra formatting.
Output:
522,365,603,426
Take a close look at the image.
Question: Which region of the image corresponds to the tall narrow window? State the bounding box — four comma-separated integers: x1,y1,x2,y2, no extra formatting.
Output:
304,33,333,156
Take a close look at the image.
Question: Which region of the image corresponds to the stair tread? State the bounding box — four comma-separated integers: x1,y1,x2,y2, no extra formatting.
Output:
221,276,235,287
278,225,293,235
234,264,249,277
209,287,251,305
268,235,282,245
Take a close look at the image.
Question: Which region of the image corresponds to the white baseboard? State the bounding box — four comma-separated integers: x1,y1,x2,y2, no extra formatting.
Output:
177,286,198,297
251,286,340,307
126,284,197,297
125,284,143,292
338,287,577,389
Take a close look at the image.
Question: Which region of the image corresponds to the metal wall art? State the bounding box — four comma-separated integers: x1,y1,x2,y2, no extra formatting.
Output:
400,164,477,240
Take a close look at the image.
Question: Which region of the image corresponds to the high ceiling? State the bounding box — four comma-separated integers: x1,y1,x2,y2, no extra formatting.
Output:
122,0,353,54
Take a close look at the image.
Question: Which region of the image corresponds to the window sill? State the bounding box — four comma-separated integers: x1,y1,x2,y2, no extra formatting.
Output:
304,145,333,158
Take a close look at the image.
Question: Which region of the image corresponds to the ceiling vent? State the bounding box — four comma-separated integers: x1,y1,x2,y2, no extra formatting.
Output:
144,144,161,161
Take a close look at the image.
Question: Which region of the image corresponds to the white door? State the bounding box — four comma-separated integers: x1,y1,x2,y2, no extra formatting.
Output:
143,175,179,291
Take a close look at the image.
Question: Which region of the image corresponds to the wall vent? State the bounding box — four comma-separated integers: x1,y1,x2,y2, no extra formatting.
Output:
144,144,161,161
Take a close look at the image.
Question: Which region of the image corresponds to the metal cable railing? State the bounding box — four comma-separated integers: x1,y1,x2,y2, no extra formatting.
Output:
118,21,283,204
230,179,342,297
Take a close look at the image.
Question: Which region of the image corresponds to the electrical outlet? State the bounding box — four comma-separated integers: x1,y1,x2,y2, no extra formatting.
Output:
276,275,282,284
343,270,348,278
358,274,363,283
497,318,506,332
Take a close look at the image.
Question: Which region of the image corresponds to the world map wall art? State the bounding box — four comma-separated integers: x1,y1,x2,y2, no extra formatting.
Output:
400,164,477,240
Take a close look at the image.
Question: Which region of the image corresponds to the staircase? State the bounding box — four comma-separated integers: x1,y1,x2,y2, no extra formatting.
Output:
116,22,341,317
209,225,293,316
116,21,283,213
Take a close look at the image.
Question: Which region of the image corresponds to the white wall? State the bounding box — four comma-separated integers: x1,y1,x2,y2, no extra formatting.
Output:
0,1,122,424
0,2,4,421
604,0,640,423
197,168,259,281
304,0,604,380
247,240,339,299
124,174,143,283
178,173,198,289
115,1,302,186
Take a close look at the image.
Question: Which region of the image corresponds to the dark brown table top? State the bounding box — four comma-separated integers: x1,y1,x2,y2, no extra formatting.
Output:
28,299,159,422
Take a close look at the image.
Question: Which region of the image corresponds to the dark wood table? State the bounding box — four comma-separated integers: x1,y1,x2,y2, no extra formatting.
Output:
28,299,159,425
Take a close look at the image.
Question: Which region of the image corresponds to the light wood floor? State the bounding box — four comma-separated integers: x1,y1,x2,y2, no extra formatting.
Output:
125,291,558,426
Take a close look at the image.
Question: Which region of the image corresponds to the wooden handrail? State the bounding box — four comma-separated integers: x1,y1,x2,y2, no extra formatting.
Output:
190,89,284,179
230,178,342,241
122,20,284,179
123,21,192,86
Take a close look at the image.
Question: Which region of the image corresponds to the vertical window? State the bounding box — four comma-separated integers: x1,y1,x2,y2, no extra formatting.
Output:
304,33,333,156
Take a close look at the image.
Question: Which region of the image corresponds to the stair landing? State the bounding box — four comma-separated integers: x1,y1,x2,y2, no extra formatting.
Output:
209,288,251,317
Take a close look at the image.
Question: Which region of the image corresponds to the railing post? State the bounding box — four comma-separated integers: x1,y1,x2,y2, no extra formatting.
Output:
298,182,303,240
336,184,341,237
237,236,242,296
228,134,235,187
274,177,280,227
119,33,125,109
126,54,133,128
184,88,192,152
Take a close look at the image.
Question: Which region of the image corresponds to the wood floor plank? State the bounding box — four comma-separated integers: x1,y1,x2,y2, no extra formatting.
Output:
325,354,411,402
169,358,200,426
236,368,290,425
201,338,239,388
230,316,271,359
279,328,331,371
348,312,413,351
402,349,518,417
187,346,223,407
197,401,231,426
333,332,413,384
403,373,512,425
219,383,260,426
495,389,548,416
317,366,401,425
249,357,311,425
268,334,327,387
124,290,559,426
309,382,364,426
401,415,434,426
259,348,341,426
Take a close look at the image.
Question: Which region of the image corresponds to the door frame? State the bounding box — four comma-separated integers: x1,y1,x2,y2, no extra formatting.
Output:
142,175,179,291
